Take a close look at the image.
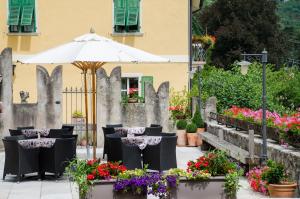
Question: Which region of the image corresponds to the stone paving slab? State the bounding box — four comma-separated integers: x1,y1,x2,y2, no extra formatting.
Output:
0,147,268,199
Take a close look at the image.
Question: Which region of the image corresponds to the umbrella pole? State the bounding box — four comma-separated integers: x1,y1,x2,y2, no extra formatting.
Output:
91,67,97,160
83,69,90,159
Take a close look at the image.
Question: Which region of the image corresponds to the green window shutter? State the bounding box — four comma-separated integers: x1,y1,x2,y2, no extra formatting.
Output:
8,5,21,25
127,0,139,8
114,8,126,26
22,0,34,5
141,76,153,98
126,8,139,26
114,0,125,8
20,5,34,25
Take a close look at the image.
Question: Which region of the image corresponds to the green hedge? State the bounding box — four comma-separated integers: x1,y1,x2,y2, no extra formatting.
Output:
191,63,300,114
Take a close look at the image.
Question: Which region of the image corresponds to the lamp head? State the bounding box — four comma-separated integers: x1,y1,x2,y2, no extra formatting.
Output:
237,60,251,75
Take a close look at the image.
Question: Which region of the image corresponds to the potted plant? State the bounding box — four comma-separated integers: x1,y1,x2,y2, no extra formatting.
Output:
186,123,198,147
261,160,297,198
80,136,87,146
72,110,85,124
192,105,205,146
176,119,187,146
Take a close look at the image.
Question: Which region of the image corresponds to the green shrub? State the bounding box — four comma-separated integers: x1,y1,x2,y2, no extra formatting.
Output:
192,105,204,128
176,120,187,130
186,123,197,133
262,160,286,184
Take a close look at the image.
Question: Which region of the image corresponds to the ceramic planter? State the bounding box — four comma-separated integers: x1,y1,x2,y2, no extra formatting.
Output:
176,130,187,146
187,133,198,146
225,116,235,128
196,128,205,146
170,176,228,199
235,119,249,131
128,98,138,103
71,117,85,124
217,114,226,125
266,127,280,142
81,180,146,199
268,182,297,198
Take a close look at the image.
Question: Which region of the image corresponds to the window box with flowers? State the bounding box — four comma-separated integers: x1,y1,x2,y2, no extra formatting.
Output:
122,88,144,104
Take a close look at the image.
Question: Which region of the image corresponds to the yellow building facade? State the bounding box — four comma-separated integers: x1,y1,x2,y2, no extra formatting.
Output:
0,0,188,121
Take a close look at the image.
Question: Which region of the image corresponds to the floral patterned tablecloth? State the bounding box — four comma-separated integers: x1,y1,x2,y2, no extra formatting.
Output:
21,129,50,138
121,136,162,150
18,138,56,149
114,127,146,137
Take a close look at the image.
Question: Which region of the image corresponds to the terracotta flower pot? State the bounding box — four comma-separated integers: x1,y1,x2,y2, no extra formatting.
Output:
196,128,205,146
80,139,87,146
176,130,187,146
187,133,198,146
268,182,297,198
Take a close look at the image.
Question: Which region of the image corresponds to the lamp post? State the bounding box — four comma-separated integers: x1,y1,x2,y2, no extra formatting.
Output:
190,65,202,114
238,49,268,165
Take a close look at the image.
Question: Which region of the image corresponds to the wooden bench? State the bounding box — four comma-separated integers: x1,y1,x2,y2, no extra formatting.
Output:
200,129,260,165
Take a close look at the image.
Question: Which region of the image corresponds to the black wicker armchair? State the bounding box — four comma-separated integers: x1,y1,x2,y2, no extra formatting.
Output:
2,136,40,181
144,127,163,136
39,138,75,179
61,134,78,159
48,129,70,138
106,124,123,128
122,143,142,169
9,129,22,136
142,136,177,171
106,133,123,162
150,124,161,127
61,125,74,135
102,127,116,159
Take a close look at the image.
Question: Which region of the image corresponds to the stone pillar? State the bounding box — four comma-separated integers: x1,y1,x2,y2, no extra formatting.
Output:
96,66,122,147
36,65,62,128
145,83,160,126
157,82,170,132
0,48,13,147
204,96,217,121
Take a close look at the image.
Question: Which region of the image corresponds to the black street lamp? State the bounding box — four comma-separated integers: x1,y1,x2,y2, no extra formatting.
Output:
238,49,268,165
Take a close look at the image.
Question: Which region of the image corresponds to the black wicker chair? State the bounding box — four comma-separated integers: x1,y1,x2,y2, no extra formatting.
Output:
2,136,40,181
150,124,161,127
142,136,177,171
106,124,123,128
39,138,75,179
9,129,23,136
122,143,142,169
48,129,70,138
61,134,78,159
144,127,163,136
102,127,116,159
160,132,176,136
106,133,123,162
17,126,34,130
61,125,74,135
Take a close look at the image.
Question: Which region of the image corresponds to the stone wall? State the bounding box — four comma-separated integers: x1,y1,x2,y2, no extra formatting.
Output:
96,66,170,147
0,48,62,149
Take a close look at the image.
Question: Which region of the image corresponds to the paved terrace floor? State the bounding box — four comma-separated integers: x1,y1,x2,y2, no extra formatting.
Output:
0,147,267,199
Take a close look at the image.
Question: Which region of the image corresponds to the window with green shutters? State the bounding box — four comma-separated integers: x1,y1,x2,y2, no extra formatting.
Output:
114,0,140,33
7,0,36,33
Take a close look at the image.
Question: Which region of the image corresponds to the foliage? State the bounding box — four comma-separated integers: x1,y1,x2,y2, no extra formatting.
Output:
191,64,300,114
72,110,83,118
186,123,197,133
66,159,126,198
192,105,204,128
167,168,211,181
261,160,286,184
246,166,269,195
169,87,191,120
224,170,243,197
197,0,288,69
176,120,187,130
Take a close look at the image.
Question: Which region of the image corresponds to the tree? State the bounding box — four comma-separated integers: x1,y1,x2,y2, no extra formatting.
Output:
198,0,288,69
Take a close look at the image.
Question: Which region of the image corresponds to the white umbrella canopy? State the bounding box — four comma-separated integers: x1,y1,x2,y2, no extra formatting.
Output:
19,33,168,64
18,30,168,160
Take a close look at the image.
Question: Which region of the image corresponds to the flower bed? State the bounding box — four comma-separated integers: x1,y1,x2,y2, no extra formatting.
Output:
68,150,243,199
221,106,300,147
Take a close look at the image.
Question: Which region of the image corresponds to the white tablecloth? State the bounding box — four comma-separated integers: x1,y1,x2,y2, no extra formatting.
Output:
121,136,162,150
21,129,50,138
18,138,56,149
114,127,145,136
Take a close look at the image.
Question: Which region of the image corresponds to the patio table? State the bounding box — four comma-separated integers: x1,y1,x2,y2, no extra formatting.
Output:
121,135,162,150
21,129,50,138
18,138,56,149
114,127,145,137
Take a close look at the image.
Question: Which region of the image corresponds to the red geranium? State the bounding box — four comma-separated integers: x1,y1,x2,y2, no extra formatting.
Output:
87,174,95,181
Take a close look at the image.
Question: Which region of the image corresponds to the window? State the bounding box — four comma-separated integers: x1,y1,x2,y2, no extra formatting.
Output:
121,75,153,98
8,0,36,33
114,0,140,33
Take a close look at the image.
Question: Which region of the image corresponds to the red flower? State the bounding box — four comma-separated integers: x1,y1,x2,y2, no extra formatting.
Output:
87,159,97,166
87,174,95,180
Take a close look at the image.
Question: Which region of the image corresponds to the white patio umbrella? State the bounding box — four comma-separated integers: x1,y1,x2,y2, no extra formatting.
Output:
19,29,169,159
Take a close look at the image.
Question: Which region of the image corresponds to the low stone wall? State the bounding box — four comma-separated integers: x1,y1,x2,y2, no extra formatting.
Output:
207,121,300,180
